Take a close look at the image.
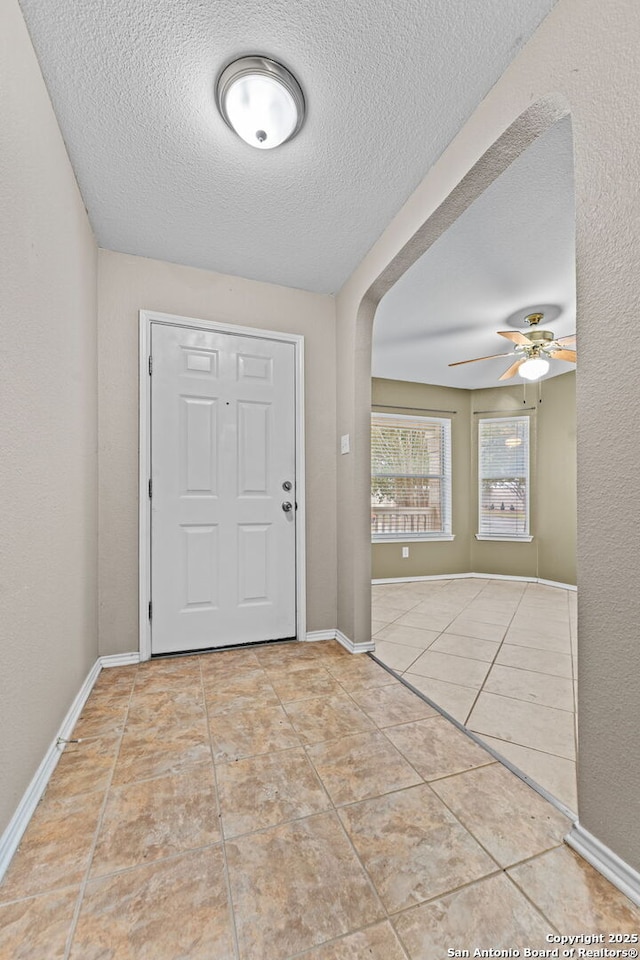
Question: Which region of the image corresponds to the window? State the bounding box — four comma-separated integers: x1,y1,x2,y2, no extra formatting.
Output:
371,413,452,540
478,417,530,539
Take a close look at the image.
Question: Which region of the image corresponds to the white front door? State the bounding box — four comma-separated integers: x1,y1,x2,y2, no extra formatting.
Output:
150,322,297,655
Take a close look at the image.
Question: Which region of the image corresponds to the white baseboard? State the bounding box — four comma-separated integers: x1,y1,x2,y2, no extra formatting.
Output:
305,629,373,654
0,658,102,882
566,823,640,906
373,572,577,591
100,652,140,667
336,629,375,654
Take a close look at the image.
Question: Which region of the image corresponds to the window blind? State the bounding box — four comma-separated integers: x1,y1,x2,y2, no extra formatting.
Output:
478,417,530,538
371,413,452,539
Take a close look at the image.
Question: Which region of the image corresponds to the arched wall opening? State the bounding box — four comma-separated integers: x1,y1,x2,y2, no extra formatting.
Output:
335,0,640,883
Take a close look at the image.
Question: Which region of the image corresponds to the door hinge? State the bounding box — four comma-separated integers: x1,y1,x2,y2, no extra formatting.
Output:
148,601,152,621
148,478,152,499
148,355,153,375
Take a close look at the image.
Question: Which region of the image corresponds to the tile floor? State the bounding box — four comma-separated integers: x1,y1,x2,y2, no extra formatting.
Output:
372,578,578,811
1,639,638,959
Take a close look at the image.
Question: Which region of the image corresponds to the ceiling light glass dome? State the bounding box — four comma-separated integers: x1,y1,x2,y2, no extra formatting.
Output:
216,56,305,150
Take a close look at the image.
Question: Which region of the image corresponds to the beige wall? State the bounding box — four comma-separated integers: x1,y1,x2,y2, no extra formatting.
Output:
337,0,640,869
0,0,98,834
372,374,576,585
371,379,472,579
97,250,337,656
470,373,576,584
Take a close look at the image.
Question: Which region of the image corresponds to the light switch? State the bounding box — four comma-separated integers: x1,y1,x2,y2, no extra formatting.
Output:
340,434,350,455
402,547,409,558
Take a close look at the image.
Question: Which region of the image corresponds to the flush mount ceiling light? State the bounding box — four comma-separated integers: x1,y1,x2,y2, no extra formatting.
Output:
216,56,305,150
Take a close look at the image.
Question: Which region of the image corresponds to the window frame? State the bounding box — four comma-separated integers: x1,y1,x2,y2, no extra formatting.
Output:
371,412,453,543
476,415,533,542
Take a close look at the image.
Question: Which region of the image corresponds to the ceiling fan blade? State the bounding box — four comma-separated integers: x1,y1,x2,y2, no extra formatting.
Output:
498,358,526,381
448,352,514,367
548,348,577,362
556,334,576,345
497,330,531,345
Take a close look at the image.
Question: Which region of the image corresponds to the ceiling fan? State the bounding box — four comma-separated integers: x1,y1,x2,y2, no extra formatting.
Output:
448,312,577,381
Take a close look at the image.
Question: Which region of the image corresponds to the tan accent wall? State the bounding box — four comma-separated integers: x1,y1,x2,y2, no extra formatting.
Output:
97,250,337,656
372,375,576,585
470,373,576,583
337,0,640,869
0,1,98,834
371,379,472,578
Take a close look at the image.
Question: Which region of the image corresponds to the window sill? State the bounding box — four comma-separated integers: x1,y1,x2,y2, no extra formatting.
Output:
475,534,534,543
372,535,456,544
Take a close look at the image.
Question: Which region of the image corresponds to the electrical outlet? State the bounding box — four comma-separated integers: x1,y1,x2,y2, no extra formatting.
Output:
340,434,350,455
402,546,409,558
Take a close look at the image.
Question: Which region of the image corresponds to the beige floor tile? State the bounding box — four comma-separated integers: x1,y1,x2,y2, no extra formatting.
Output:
132,658,202,695
371,619,390,635
226,812,384,960
430,632,500,662
508,846,640,933
467,691,576,760
394,610,456,633
90,763,219,876
385,717,494,781
126,687,207,728
200,647,262,676
495,642,573,678
307,731,422,805
459,602,516,626
254,641,323,672
374,623,440,649
393,872,551,958
266,664,342,702
372,601,411,622
210,703,300,762
350,682,438,727
402,674,478,724
0,792,103,901
300,921,407,960
91,666,137,697
72,690,130,739
0,886,79,960
284,694,376,745
505,624,571,654
203,670,279,714
483,663,574,711
479,736,577,811
338,783,496,913
44,734,120,801
445,617,508,642
326,655,398,690
216,747,330,838
408,650,490,688
431,763,569,867
113,726,212,785
70,847,234,960
370,639,423,672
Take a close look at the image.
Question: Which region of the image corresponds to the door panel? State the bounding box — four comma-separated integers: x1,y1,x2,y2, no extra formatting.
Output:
150,323,296,654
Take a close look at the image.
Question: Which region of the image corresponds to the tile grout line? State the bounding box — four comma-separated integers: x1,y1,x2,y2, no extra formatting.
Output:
62,664,140,960
459,579,522,726
200,655,242,960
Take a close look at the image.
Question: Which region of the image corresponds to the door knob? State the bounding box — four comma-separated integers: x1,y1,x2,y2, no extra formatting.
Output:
282,501,293,512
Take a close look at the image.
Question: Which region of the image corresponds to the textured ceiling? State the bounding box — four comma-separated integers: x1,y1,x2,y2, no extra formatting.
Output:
19,0,557,294
373,116,576,388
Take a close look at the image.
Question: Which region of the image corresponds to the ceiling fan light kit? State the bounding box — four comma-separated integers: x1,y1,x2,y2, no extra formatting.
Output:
449,312,577,383
215,56,305,150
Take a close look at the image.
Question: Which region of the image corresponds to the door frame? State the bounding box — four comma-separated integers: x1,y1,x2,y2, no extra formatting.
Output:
138,309,306,661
